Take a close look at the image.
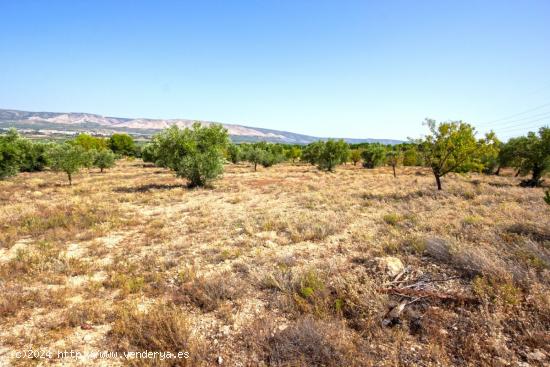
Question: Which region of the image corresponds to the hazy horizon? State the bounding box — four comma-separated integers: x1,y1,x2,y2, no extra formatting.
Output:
1,0,549,140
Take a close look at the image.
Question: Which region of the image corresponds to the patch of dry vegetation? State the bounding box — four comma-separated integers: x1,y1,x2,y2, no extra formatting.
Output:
1,160,549,366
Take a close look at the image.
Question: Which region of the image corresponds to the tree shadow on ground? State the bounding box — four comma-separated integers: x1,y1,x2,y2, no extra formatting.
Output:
113,183,184,193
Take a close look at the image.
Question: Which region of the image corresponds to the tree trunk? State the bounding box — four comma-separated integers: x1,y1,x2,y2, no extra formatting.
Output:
495,166,501,176
68,172,72,186
515,169,521,177
520,164,544,187
531,164,543,186
254,162,257,171
100,167,104,173
392,165,396,178
435,174,442,190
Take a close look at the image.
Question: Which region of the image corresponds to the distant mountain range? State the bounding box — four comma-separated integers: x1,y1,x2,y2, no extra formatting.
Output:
0,108,402,145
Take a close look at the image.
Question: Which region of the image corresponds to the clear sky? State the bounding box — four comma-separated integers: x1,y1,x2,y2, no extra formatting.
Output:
1,0,549,140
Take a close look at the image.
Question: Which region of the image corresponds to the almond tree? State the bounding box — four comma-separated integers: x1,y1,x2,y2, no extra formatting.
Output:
510,127,550,187
417,119,496,190
386,150,403,178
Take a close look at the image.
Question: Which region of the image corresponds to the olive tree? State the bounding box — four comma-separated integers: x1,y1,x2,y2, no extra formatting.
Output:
227,144,242,164
317,139,349,171
417,119,496,190
47,143,88,185
0,129,23,179
94,149,116,172
302,141,323,165
153,123,229,187
361,145,386,168
244,146,264,171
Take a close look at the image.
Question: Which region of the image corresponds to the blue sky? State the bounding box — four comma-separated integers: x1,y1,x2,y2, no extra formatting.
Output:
1,0,549,140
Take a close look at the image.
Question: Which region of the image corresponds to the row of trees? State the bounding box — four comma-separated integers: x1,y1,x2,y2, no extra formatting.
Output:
1,121,548,190
0,130,131,184
294,120,548,190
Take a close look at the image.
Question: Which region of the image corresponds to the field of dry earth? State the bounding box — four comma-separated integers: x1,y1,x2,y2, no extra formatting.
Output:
1,160,549,366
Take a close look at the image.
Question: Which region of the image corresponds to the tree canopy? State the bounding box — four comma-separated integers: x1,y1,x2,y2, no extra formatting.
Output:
148,123,229,187
417,119,497,190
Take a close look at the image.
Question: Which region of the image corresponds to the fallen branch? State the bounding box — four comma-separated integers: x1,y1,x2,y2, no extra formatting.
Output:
378,287,479,304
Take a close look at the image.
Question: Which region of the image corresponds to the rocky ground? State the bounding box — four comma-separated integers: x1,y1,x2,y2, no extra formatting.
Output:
0,160,549,366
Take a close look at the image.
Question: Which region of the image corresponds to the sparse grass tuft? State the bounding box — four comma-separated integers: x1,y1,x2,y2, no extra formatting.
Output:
383,213,401,225
110,302,203,366
174,272,245,312
249,316,361,367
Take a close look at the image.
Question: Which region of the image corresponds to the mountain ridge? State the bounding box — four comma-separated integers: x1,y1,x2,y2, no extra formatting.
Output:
0,108,402,145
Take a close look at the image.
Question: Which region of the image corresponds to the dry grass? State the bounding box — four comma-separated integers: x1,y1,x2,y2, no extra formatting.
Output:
0,160,549,366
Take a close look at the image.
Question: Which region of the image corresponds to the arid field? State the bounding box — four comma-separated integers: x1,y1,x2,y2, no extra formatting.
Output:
1,160,549,366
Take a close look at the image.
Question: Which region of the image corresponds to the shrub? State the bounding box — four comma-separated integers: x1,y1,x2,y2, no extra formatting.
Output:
46,143,88,185
174,272,244,312
382,213,400,225
260,317,356,367
110,303,201,366
94,149,116,172
361,144,386,168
